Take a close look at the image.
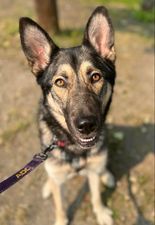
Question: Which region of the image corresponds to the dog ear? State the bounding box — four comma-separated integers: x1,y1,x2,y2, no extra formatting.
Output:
19,17,58,76
83,6,116,62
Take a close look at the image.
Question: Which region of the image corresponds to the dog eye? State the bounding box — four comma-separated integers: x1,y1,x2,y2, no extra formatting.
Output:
90,72,101,83
55,78,66,87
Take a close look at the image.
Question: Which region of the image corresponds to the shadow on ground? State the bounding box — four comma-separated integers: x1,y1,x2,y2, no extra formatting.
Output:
66,123,154,225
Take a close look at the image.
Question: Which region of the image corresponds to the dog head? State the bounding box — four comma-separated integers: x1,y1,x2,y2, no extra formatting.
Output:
19,6,116,149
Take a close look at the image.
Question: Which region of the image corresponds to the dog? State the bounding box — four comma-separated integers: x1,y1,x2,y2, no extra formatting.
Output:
19,6,116,225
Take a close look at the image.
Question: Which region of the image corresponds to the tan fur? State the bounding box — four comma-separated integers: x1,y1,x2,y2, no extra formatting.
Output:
48,60,109,112
43,150,114,225
79,61,105,95
52,64,76,101
46,61,111,133
39,119,53,146
46,93,69,131
52,61,106,99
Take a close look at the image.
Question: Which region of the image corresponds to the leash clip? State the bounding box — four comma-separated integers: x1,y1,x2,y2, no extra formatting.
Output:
33,152,48,161
34,143,57,161
35,140,66,161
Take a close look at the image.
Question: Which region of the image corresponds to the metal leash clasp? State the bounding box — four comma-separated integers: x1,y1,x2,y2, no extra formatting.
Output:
33,140,66,161
33,143,57,161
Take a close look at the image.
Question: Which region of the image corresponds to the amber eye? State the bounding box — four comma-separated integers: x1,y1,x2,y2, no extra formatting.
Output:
55,78,66,87
91,72,101,83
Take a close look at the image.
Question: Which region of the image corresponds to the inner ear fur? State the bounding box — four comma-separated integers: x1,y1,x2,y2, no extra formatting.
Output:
19,17,58,75
83,6,116,62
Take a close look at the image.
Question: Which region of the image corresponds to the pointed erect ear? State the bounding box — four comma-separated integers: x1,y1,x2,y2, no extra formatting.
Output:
83,6,116,62
19,17,58,76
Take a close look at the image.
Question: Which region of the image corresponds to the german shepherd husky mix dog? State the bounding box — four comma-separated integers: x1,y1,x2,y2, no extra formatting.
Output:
19,6,116,225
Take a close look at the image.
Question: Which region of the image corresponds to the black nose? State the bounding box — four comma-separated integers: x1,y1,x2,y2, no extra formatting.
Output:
76,116,97,134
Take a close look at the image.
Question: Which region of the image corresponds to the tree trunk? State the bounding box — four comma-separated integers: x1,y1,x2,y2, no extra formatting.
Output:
34,0,59,33
141,0,154,11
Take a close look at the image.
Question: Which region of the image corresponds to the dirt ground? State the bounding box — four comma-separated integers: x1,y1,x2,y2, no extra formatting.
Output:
0,0,154,225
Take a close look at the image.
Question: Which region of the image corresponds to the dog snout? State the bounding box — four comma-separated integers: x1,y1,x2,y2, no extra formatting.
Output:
75,116,97,134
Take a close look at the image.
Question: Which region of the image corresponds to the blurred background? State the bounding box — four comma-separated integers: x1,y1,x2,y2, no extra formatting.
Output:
0,0,154,225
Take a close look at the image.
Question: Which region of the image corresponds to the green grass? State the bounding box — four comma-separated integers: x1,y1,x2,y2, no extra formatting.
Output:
98,0,139,7
1,121,30,143
0,19,19,49
132,9,154,22
138,175,149,186
53,29,83,47
97,0,154,23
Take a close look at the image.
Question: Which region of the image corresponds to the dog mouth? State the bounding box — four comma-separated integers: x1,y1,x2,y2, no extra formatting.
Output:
77,135,97,149
66,113,101,149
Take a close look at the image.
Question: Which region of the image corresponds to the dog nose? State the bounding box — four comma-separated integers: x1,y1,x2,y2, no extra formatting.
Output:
76,116,97,134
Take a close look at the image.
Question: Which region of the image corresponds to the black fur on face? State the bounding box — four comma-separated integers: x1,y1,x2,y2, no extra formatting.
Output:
38,46,115,148
19,6,116,150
